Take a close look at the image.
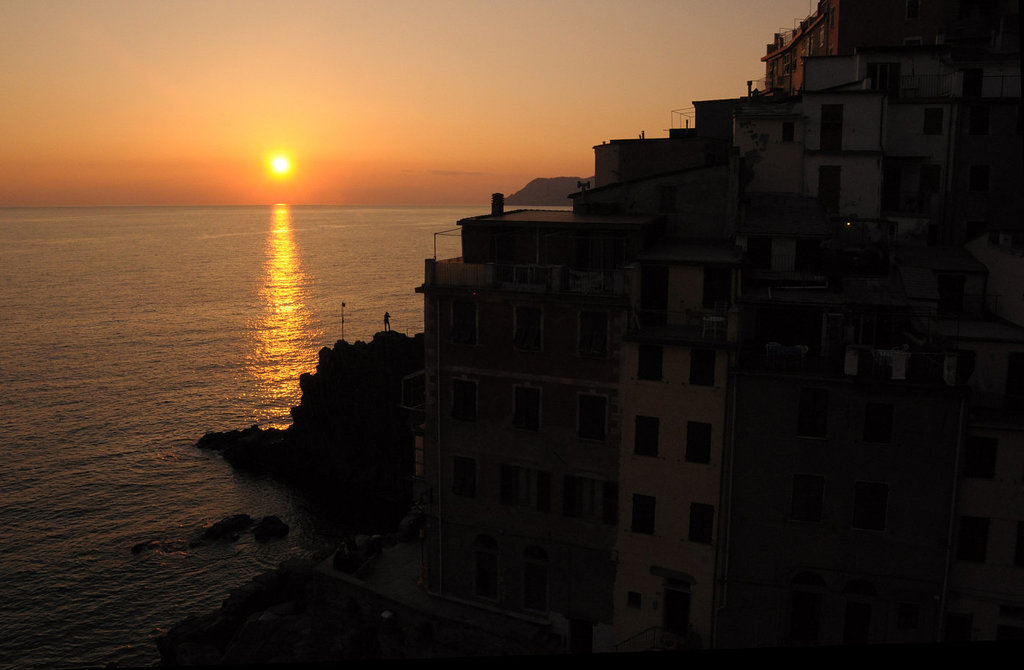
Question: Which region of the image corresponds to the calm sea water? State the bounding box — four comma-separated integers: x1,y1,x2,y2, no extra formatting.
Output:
0,205,476,668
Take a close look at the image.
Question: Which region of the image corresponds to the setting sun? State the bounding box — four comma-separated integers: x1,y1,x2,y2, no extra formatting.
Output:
270,155,291,177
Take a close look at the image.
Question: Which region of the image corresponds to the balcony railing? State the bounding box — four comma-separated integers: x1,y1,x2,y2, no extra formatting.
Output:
630,304,733,343
424,258,627,296
897,73,1021,98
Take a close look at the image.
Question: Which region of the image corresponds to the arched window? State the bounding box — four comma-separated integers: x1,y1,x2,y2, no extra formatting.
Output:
474,535,499,600
523,546,548,611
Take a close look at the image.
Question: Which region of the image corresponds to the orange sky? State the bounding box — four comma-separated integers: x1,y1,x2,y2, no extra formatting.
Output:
0,0,817,206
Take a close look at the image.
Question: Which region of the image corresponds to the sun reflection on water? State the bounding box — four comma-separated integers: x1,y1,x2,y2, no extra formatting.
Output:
246,204,322,428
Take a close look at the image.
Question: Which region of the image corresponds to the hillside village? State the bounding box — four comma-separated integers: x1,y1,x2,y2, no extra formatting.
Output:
413,0,1023,650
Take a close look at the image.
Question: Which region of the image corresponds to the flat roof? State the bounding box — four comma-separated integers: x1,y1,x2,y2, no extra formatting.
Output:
459,209,659,228
635,243,742,266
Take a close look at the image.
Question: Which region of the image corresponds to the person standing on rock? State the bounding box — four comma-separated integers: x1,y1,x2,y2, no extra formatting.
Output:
383,311,391,332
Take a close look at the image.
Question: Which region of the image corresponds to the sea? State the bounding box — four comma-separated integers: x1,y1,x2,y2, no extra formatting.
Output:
0,204,482,668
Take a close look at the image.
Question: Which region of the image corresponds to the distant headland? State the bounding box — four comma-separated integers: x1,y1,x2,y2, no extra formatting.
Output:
505,176,593,206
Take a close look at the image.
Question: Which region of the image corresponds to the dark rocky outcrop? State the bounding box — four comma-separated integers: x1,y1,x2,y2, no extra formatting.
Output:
253,515,290,542
197,330,424,530
202,514,254,541
505,176,592,206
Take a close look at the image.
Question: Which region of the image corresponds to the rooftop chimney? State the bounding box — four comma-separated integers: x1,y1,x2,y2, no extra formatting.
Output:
491,192,504,216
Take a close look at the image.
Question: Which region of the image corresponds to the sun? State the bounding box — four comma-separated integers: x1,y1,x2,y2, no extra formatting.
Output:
269,155,292,177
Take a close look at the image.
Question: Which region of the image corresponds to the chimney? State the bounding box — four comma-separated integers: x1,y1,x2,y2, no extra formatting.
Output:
491,192,504,216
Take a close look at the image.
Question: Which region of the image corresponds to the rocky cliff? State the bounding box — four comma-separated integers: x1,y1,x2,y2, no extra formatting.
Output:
197,330,424,527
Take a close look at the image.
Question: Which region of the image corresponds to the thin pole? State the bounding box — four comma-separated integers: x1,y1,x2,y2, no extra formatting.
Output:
341,302,346,341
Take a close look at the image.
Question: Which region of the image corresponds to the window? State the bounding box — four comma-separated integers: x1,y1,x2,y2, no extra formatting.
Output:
963,436,997,478
818,165,841,212
627,591,642,609
798,387,828,438
514,305,542,351
969,104,990,135
659,184,677,214
452,300,477,344
791,474,825,522
923,107,943,134
633,415,659,456
689,348,715,386
906,0,920,19
943,613,972,642
523,546,548,611
969,165,990,192
631,494,656,534
452,456,476,497
782,121,795,142
474,535,499,600
863,403,894,443
513,386,541,431
688,503,714,543
867,63,901,96
898,603,920,630
452,379,476,421
578,395,606,440
564,475,617,524
579,311,607,356
820,104,844,150
500,465,551,512
702,267,731,308
638,345,663,381
920,164,941,193
956,516,989,562
685,421,712,463
852,482,888,531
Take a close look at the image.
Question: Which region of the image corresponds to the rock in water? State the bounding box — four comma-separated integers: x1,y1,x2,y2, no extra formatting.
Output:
253,515,289,542
203,514,254,541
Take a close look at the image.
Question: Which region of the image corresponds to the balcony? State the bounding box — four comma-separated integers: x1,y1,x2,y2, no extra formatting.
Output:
628,304,736,345
897,73,1021,98
423,257,627,296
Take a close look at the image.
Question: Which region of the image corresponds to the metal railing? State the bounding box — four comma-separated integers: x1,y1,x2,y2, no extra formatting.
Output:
425,258,627,296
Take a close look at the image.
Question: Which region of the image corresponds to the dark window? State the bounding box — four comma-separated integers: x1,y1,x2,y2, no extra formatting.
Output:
514,306,542,351
843,600,872,644
746,237,772,270
514,386,541,431
474,535,499,600
920,164,941,192
579,311,607,356
578,395,606,440
906,0,920,19
500,465,551,512
791,474,825,522
996,625,1024,640
631,494,656,534
798,387,828,438
863,403,894,443
969,104,990,135
963,436,997,478
634,415,660,456
852,482,888,530
956,516,989,562
963,68,983,98
898,603,920,630
627,592,642,609
782,121,795,142
790,590,823,644
452,456,476,497
818,165,841,212
689,503,714,543
523,546,548,611
638,345,663,381
685,421,712,463
563,475,612,522
937,273,966,314
794,239,822,272
969,164,990,192
820,104,844,150
689,348,715,386
452,301,477,344
702,267,731,308
452,379,477,421
867,62,901,96
923,107,943,134
943,612,972,642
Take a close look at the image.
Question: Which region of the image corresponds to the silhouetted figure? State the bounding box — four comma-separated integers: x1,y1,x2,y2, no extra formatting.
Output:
383,311,391,331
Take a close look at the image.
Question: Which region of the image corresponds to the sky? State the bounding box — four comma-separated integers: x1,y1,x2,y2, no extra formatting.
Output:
0,0,818,206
